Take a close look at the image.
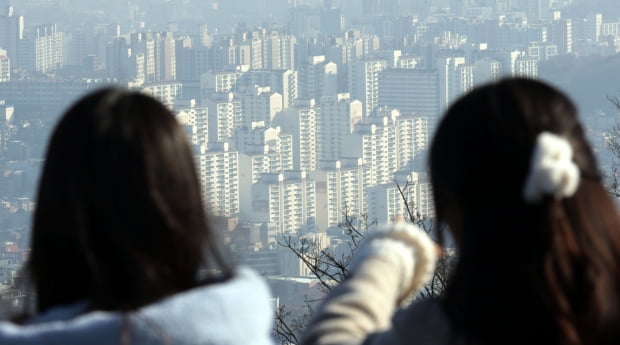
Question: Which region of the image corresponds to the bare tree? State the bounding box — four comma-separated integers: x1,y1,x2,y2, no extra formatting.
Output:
273,208,373,344
604,96,620,198
274,302,313,345
395,179,451,299
273,207,374,344
273,179,452,344
277,233,350,293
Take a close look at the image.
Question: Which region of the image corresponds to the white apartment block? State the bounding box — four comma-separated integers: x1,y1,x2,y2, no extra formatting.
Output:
0,53,9,82
368,180,417,226
312,158,366,231
233,123,294,172
318,93,363,162
206,92,242,143
249,36,263,69
349,58,388,117
342,120,395,186
341,109,428,187
395,113,429,170
514,57,538,78
276,100,319,172
236,124,295,223
364,111,397,181
134,53,146,82
240,148,291,184
145,36,156,83
200,67,248,98
34,24,63,73
282,70,299,109
251,171,316,234
155,32,176,81
456,63,474,96
372,107,427,170
241,86,283,127
217,40,252,67
141,81,182,108
438,57,474,111
175,101,208,147
368,172,433,225
259,32,296,70
238,150,292,222
194,142,239,217
236,125,295,184
601,22,620,38
129,32,157,83
126,32,175,83
125,32,177,83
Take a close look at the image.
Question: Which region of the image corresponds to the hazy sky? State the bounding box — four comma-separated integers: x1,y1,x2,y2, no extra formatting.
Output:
5,0,620,31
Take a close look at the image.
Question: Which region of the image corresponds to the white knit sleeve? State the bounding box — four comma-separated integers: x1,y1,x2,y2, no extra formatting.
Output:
301,222,438,345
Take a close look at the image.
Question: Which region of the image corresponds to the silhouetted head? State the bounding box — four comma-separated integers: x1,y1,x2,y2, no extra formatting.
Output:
29,88,230,313
430,78,620,345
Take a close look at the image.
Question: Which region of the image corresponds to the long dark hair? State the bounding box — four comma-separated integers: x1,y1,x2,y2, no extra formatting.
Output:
28,88,231,314
430,78,620,345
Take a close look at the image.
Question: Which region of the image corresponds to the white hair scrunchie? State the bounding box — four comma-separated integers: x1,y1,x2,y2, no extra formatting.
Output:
523,132,581,203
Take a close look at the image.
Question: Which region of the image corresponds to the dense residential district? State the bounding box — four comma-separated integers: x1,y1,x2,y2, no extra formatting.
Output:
0,0,619,320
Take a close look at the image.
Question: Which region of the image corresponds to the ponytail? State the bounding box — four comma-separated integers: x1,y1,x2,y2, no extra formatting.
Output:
542,180,620,345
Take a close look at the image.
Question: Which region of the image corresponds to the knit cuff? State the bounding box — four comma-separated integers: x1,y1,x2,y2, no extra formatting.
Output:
349,222,438,304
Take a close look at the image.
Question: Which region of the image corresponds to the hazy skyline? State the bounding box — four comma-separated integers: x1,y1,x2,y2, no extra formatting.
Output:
1,0,620,294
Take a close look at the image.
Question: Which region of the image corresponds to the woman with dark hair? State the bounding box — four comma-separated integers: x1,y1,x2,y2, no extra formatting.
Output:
0,89,274,345
302,78,620,345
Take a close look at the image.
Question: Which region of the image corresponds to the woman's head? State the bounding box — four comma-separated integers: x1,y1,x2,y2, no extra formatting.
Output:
431,78,600,240
29,88,228,313
431,78,620,344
